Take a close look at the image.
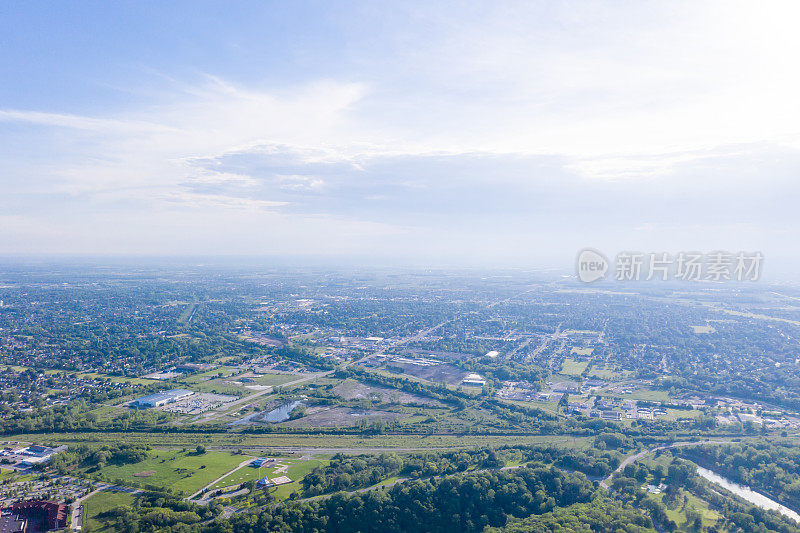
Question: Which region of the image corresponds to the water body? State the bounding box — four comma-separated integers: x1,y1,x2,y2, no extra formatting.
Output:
696,466,800,523
229,400,304,425
261,400,304,422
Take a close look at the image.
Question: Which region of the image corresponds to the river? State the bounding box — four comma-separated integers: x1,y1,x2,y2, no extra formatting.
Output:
696,466,800,523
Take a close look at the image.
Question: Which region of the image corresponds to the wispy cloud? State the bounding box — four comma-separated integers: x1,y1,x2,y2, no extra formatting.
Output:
2,0,800,265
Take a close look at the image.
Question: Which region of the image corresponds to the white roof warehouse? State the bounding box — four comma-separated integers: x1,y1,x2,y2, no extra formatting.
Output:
130,389,194,408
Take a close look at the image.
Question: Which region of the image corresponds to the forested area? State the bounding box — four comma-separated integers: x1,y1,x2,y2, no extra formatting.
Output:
204,467,604,533
487,495,654,533
301,445,622,496
97,491,222,531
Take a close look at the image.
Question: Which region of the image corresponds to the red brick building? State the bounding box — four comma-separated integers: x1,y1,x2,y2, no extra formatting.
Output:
3,501,68,532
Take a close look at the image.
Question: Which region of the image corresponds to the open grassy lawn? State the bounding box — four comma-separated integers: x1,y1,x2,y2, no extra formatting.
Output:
666,407,700,420
210,463,266,490
95,449,245,496
219,458,331,501
277,458,327,497
505,399,560,416
288,458,325,480
12,368,152,386
560,358,589,376
570,347,594,356
12,431,592,451
179,378,248,396
210,457,328,491
179,367,238,383
584,365,631,381
649,491,721,531
690,325,716,334
618,389,670,402
83,374,154,386
251,373,297,387
83,490,136,532
177,303,197,324
259,459,329,500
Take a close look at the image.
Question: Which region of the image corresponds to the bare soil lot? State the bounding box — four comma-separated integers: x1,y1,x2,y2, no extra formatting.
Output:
333,380,443,406
278,406,409,428
392,362,468,384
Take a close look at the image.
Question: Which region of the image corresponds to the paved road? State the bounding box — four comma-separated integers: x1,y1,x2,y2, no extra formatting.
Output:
599,440,731,489
66,480,144,530
69,487,101,531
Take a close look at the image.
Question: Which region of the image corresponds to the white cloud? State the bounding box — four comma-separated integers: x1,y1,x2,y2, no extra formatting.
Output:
2,0,800,264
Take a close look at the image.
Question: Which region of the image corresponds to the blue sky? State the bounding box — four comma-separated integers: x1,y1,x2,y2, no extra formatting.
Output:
1,1,799,271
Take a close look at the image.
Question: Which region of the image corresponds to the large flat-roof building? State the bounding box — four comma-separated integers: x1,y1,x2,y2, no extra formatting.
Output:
130,389,194,408
461,373,487,387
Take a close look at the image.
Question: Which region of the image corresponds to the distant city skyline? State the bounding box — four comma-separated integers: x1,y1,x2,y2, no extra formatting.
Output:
1,1,799,272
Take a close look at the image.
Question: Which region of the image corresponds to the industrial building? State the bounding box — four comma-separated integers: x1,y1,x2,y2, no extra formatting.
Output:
130,389,194,408
461,373,487,387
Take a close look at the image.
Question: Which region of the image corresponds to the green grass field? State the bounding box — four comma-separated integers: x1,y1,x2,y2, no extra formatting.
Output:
209,463,266,489
585,365,631,380
690,325,716,334
4,367,152,386
209,457,328,491
251,373,297,386
178,367,239,383
269,459,328,500
178,378,248,396
617,389,670,402
570,347,594,356
83,490,136,532
11,431,592,451
177,303,198,324
649,491,721,531
94,449,245,495
559,358,589,376
78,372,154,386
